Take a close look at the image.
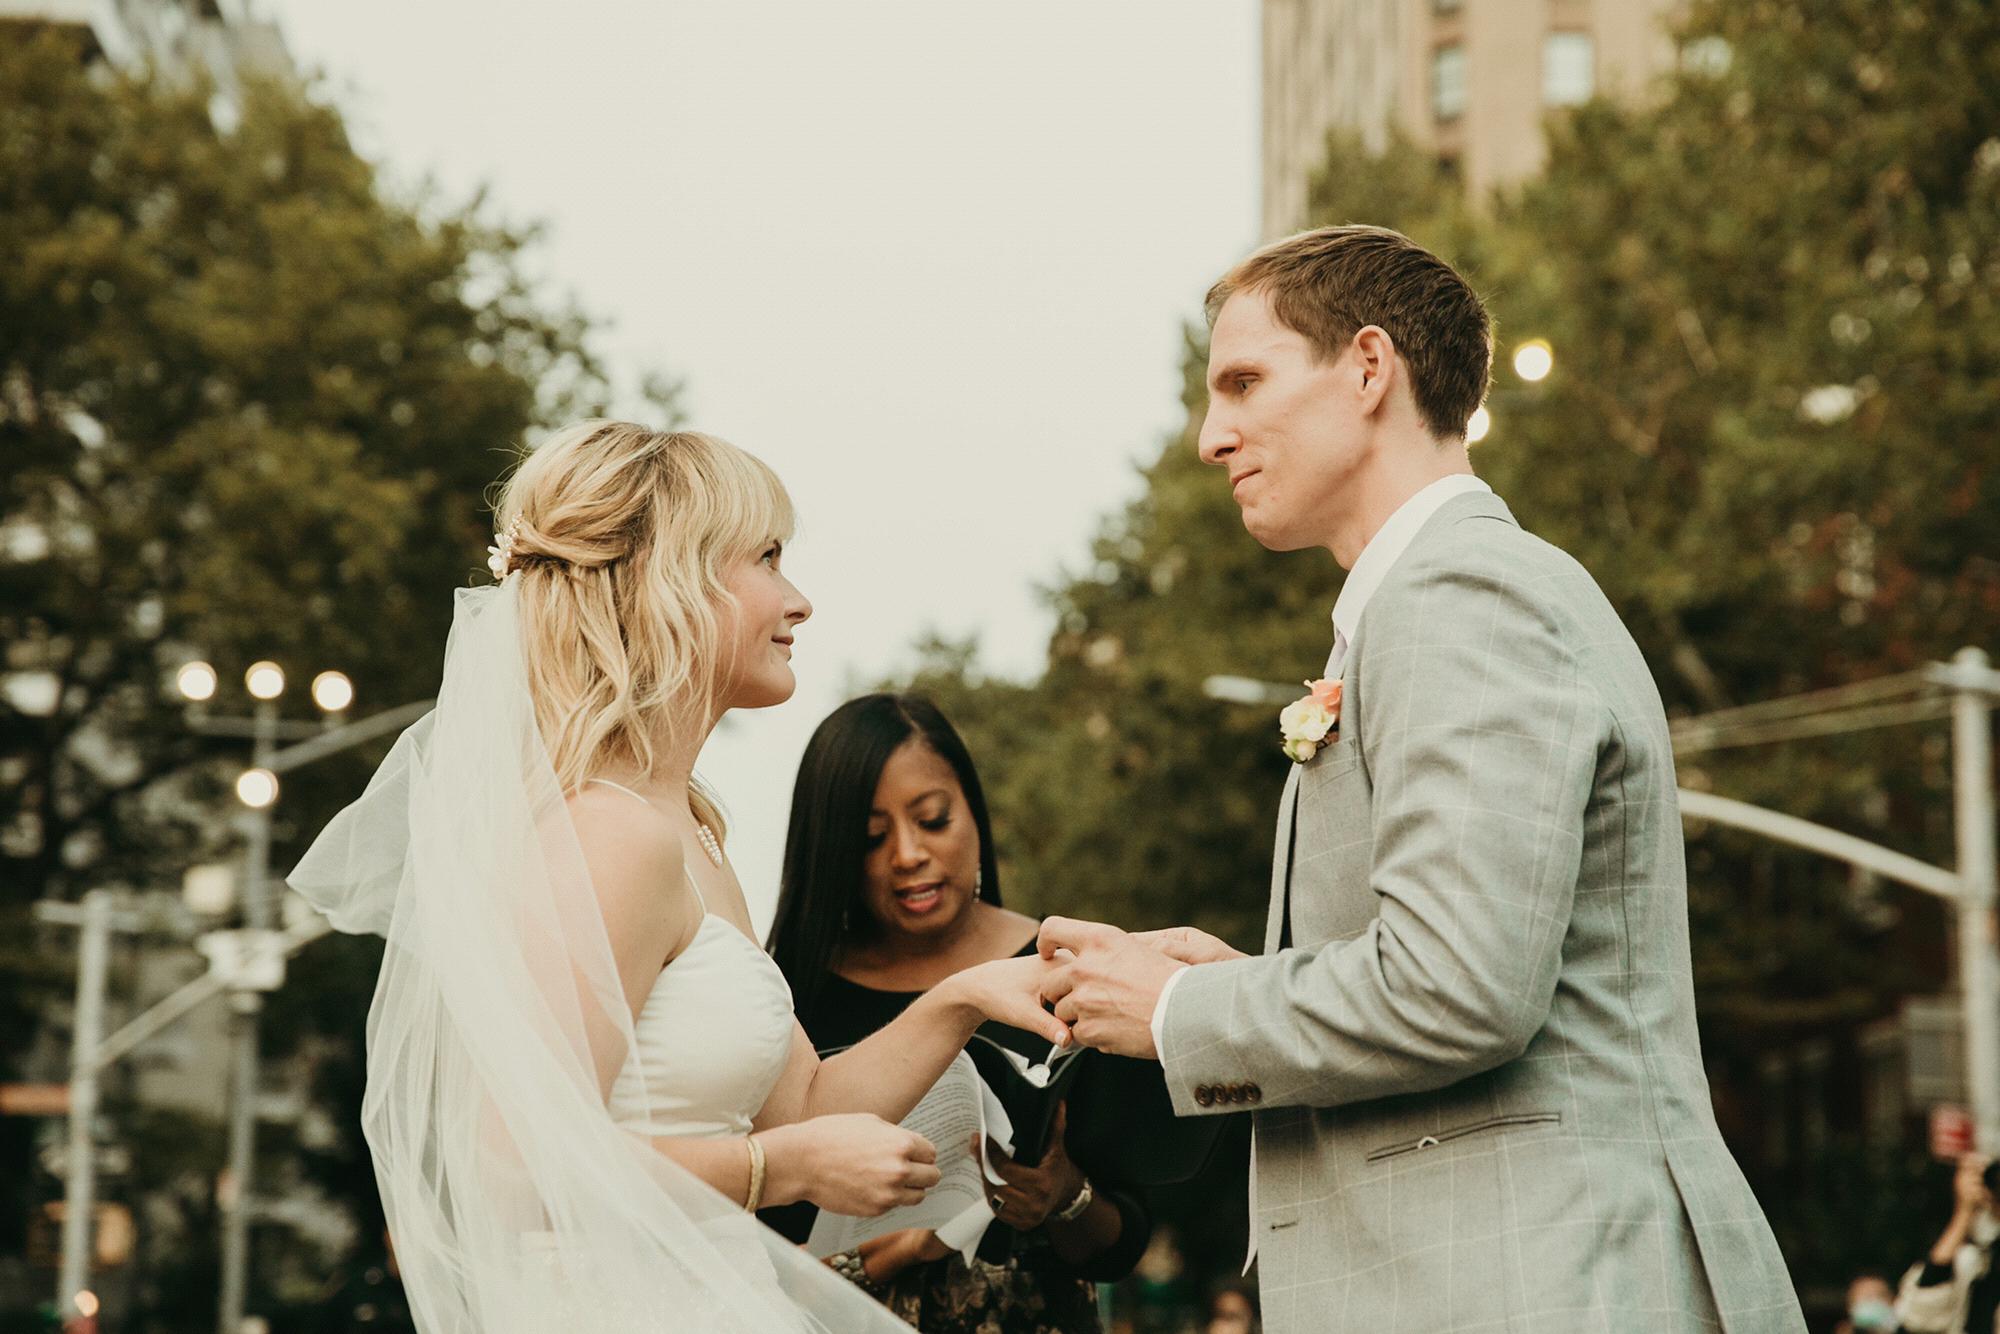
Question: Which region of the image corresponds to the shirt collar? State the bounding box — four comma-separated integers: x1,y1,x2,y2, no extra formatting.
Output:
1331,473,1492,647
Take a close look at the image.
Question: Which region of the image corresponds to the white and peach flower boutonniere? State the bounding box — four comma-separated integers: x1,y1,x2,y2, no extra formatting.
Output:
1278,678,1342,763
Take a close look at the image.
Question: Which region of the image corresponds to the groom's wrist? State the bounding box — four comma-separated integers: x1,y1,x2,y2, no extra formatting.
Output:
1148,965,1191,1061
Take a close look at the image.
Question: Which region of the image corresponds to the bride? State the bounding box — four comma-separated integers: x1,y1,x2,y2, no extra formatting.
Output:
289,421,1069,1332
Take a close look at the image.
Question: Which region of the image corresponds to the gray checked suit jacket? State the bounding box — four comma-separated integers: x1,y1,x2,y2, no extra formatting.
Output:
1160,491,1804,1334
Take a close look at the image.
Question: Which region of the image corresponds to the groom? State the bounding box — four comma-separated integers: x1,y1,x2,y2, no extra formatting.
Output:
1039,227,1804,1332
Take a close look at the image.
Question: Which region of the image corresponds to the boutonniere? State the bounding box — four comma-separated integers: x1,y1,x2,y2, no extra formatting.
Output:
1278,678,1342,763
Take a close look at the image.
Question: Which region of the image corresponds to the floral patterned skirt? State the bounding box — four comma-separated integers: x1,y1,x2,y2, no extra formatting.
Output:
865,1255,1100,1334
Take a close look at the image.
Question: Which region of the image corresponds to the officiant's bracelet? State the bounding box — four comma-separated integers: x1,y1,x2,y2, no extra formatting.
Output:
1052,1177,1094,1224
829,1250,886,1296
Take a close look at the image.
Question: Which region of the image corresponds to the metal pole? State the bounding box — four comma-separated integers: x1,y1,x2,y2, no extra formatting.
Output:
1953,648,2000,1151
217,699,276,1334
57,891,111,1323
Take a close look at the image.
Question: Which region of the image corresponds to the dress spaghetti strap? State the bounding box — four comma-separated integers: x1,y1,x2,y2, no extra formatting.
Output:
581,779,709,913
583,777,652,808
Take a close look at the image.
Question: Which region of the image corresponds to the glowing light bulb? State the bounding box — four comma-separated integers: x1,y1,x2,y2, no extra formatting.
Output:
1467,406,1492,444
311,670,354,713
236,768,279,808
176,661,218,702
245,661,285,701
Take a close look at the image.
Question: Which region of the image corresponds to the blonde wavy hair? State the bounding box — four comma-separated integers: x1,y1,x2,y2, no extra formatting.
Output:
492,420,796,839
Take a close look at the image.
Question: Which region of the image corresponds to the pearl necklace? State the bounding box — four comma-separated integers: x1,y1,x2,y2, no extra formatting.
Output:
587,777,725,868
693,819,724,868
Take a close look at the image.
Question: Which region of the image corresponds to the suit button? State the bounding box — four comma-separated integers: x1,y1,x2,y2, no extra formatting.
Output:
1245,1083,1262,1104
1195,1085,1215,1107
1229,1084,1247,1104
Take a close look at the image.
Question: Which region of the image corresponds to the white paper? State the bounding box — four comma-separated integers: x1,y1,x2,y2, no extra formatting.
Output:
806,1052,1015,1264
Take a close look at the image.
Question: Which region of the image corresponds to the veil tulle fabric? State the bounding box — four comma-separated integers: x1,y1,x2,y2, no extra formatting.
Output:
289,582,905,1333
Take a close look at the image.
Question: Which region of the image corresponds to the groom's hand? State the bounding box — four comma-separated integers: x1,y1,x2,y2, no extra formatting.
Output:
1133,925,1248,966
1037,917,1186,1060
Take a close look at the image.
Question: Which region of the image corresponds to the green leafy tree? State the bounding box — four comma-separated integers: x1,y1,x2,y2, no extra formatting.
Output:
0,27,675,1321
1468,0,2000,1284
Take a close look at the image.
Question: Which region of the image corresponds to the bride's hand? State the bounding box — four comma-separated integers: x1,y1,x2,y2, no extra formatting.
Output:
942,955,1072,1047
761,1114,941,1216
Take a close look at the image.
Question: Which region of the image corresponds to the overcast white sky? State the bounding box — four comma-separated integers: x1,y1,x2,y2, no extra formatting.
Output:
263,0,1261,925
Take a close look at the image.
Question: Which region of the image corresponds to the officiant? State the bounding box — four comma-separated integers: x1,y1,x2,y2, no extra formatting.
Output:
763,693,1152,1333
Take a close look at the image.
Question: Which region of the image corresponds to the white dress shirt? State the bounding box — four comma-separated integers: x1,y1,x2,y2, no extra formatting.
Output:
1147,472,1493,1054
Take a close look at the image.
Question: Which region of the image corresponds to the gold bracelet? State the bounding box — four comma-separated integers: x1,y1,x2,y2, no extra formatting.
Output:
744,1133,767,1212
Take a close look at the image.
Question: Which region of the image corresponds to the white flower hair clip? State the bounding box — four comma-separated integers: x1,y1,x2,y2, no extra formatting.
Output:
487,515,523,581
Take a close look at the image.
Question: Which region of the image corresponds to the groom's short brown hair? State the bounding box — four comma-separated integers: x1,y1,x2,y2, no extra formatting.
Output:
1206,225,1492,441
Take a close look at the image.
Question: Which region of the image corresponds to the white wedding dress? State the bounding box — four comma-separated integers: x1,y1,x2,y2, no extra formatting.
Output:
587,780,798,1141
513,778,802,1320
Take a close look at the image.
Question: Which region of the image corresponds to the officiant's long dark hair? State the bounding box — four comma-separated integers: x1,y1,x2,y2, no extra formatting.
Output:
768,693,1003,1017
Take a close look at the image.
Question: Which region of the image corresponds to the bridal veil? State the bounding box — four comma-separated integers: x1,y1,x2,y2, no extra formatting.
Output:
289,581,906,1333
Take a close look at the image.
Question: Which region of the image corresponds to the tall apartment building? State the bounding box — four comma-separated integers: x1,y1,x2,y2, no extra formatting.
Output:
1261,0,1685,236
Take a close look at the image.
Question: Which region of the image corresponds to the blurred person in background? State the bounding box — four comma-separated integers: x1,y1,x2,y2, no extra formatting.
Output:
1835,1272,1898,1334
1202,1280,1258,1334
1896,1154,2000,1333
765,692,1152,1332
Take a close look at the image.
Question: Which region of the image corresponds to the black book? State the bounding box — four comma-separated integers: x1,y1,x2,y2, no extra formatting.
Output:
960,1023,1233,1187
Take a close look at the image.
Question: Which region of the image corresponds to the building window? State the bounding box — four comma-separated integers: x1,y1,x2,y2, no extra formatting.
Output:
1432,45,1466,122
1543,32,1595,107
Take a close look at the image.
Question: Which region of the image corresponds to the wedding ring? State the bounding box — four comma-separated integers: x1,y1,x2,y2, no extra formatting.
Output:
989,1194,1004,1211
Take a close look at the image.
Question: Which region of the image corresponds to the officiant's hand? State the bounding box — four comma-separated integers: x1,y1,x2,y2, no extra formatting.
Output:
1134,925,1248,966
980,1102,1086,1233
1037,917,1185,1060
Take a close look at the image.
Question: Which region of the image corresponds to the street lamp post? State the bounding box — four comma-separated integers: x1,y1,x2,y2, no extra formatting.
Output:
38,666,410,1332
178,657,351,1334
215,677,281,1334
57,891,110,1330
35,891,177,1330
1951,648,2000,1148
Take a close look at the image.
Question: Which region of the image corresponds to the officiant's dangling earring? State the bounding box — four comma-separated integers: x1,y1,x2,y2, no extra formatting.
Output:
974,867,984,898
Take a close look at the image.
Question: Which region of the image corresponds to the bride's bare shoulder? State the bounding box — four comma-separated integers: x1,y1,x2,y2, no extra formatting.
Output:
565,788,699,934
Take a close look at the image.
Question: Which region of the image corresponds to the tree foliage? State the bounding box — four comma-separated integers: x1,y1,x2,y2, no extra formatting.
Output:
0,27,668,1319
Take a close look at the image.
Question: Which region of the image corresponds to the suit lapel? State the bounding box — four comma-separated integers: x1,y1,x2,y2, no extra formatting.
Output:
1260,489,1517,961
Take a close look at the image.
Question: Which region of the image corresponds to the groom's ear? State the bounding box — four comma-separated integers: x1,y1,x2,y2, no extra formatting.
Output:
1351,325,1396,413
1352,324,1400,418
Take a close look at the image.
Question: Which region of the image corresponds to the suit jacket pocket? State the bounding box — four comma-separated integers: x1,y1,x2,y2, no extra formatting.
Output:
1364,1112,1561,1163
1301,734,1362,782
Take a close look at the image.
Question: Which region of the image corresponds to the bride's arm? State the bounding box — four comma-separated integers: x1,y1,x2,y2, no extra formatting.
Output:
570,795,942,1215
755,955,1069,1128
568,791,701,1101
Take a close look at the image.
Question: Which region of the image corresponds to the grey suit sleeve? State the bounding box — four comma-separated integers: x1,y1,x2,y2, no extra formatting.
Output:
1160,560,1598,1113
